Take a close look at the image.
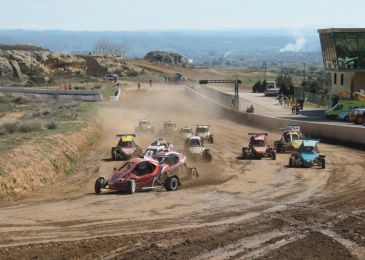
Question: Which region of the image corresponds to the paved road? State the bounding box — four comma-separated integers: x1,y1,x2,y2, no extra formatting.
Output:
214,86,364,128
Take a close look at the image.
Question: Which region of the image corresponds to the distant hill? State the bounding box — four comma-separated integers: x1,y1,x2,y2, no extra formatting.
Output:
0,44,48,51
0,30,322,66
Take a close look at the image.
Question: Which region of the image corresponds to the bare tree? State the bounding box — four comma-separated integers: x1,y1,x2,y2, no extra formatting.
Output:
94,38,128,58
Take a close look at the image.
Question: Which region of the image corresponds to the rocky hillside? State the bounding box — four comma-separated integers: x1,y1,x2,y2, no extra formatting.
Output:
144,51,189,66
0,46,141,80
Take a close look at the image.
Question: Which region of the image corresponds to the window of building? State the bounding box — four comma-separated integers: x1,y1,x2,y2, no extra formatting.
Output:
341,74,344,85
334,73,337,84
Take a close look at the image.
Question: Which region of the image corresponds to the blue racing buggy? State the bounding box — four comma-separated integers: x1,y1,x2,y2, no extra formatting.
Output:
288,139,326,169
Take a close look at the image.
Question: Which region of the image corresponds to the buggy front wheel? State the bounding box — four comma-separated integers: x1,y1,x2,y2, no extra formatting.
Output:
126,179,136,194
165,176,179,191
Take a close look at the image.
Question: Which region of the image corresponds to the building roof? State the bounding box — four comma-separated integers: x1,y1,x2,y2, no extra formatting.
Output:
318,28,365,34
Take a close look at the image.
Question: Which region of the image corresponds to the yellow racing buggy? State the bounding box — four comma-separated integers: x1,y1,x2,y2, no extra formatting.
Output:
274,126,303,153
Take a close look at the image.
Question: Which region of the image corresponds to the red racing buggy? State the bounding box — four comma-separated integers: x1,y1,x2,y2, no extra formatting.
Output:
95,152,198,194
242,133,276,160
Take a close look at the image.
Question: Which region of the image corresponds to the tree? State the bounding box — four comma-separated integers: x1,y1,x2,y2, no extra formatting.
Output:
252,80,266,93
276,75,294,96
94,38,128,57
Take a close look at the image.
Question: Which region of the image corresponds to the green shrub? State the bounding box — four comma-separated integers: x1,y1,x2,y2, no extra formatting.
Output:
46,121,57,129
2,122,18,134
17,120,42,133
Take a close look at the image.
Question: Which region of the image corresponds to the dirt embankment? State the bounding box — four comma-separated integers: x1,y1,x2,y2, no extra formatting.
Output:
0,121,101,201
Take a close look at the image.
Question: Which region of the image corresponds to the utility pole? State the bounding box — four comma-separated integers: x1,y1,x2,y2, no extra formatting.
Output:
30,50,33,77
263,61,267,82
302,62,306,100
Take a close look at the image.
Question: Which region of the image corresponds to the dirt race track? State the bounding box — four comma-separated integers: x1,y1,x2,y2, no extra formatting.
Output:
0,84,364,259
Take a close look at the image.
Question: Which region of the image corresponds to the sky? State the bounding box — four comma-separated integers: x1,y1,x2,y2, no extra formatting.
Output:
1,0,365,31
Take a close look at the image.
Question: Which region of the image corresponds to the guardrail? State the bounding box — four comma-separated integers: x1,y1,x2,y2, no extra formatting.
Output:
0,87,102,101
189,85,238,110
186,86,365,147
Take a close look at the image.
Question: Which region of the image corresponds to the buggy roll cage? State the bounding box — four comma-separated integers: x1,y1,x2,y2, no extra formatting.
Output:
248,133,268,136
116,134,136,138
279,125,301,132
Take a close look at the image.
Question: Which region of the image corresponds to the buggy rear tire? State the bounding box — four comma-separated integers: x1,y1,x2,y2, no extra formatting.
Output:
272,151,276,160
321,158,326,169
165,176,179,191
126,179,136,194
289,157,294,168
242,148,249,159
95,177,106,194
111,147,117,160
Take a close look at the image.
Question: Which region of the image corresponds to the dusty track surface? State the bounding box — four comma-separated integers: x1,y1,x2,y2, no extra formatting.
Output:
0,84,364,259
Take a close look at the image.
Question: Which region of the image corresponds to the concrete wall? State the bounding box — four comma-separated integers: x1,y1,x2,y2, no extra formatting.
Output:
186,86,365,147
0,87,102,101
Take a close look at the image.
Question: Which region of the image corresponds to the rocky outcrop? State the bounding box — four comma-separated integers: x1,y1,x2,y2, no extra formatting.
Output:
0,47,142,79
144,51,189,66
0,57,13,77
83,55,142,77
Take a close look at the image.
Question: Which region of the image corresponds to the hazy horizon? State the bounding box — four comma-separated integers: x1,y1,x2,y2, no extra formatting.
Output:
1,0,364,31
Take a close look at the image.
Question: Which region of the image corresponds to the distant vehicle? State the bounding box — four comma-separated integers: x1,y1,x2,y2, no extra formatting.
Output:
264,81,280,97
274,126,303,153
143,138,174,159
111,134,142,160
103,74,118,81
135,119,154,133
195,125,213,144
179,127,194,140
349,108,365,124
337,111,350,121
289,139,325,169
184,136,212,162
173,72,186,83
159,120,177,135
94,155,198,194
325,100,365,119
242,133,276,160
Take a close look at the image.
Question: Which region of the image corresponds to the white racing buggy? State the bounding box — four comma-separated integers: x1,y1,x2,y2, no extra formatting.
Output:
184,136,212,162
179,127,194,140
135,119,154,133
159,120,177,136
195,125,213,144
143,138,174,159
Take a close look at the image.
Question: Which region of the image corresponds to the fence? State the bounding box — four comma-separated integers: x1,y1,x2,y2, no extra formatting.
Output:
294,88,330,107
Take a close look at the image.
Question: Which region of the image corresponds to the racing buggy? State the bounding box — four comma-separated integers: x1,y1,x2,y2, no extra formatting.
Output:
111,134,143,160
94,154,198,194
143,138,174,159
184,136,212,162
289,139,326,169
274,126,303,153
179,127,194,140
242,133,276,160
195,125,213,144
135,119,154,133
159,120,177,136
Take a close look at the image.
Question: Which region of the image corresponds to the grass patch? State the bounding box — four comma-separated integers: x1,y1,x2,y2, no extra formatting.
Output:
100,83,116,98
64,166,77,176
0,166,6,176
